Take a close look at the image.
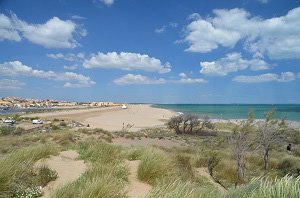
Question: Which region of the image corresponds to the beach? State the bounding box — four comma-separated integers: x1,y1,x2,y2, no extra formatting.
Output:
27,104,177,131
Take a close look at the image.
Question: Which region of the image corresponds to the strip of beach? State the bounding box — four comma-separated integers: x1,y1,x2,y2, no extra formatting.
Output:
27,104,177,132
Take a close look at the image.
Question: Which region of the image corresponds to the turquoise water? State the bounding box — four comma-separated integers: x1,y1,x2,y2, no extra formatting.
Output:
152,104,300,121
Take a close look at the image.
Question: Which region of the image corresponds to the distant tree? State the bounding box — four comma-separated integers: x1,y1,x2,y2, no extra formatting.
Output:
167,114,212,135
229,110,255,183
257,110,286,174
167,116,183,134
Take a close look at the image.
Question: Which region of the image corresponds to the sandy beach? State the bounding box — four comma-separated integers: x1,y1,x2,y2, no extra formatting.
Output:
27,104,177,131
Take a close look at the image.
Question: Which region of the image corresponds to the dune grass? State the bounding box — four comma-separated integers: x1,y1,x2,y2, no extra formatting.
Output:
52,140,129,198
148,179,219,198
224,175,300,198
0,145,57,197
137,147,174,184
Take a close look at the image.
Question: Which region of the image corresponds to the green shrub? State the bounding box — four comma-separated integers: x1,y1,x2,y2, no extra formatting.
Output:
59,121,67,127
38,165,58,186
0,125,15,135
12,127,25,136
276,157,300,176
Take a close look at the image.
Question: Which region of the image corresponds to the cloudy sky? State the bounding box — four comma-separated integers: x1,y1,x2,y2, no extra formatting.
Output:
0,0,299,103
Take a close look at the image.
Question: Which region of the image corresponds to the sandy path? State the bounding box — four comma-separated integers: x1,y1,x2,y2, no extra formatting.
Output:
35,150,87,198
125,160,152,198
196,167,226,192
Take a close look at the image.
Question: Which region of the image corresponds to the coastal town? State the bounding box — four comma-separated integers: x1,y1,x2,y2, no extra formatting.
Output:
0,97,119,109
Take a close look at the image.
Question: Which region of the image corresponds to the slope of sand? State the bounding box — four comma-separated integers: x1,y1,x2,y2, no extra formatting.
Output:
28,104,177,132
35,150,87,198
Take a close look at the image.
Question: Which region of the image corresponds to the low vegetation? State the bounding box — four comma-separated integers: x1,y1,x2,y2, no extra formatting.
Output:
0,110,299,197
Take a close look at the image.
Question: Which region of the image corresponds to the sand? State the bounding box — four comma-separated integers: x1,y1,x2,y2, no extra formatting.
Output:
35,150,87,198
125,160,152,198
27,104,177,132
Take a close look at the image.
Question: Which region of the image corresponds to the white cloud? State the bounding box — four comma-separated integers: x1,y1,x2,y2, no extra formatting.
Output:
187,13,201,21
113,74,166,85
155,26,166,33
184,17,240,53
169,22,178,28
0,61,95,88
179,72,187,78
113,73,207,85
99,0,114,6
0,13,21,41
0,12,86,48
0,79,25,90
200,53,270,76
63,64,78,70
47,52,85,62
258,0,269,4
71,15,86,20
183,7,300,59
83,52,171,73
176,72,207,84
233,72,295,83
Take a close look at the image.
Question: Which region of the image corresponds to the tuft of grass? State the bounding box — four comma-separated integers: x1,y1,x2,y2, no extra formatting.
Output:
137,147,174,184
38,165,58,187
148,179,219,198
52,140,128,198
0,145,57,197
224,175,300,198
125,147,145,161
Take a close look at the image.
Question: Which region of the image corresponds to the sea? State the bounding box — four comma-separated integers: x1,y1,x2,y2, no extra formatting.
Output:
152,104,300,121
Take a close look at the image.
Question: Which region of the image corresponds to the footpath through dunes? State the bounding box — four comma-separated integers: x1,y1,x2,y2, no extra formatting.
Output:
125,160,152,198
35,150,87,198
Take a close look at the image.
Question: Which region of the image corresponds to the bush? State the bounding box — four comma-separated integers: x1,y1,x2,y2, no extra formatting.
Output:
276,156,300,176
0,125,15,135
38,165,58,186
60,121,67,127
12,127,25,136
167,114,213,135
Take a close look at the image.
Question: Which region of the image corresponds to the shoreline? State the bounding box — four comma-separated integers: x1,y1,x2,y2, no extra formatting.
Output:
10,104,299,130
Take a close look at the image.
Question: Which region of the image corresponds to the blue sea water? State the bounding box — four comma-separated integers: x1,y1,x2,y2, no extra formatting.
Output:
152,104,300,121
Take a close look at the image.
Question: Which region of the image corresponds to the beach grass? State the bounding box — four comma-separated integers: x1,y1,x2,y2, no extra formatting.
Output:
0,145,57,197
137,147,174,184
52,140,129,198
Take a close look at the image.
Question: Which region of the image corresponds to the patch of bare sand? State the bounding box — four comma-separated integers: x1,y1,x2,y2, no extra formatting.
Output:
113,137,185,148
196,167,226,192
35,150,87,198
125,160,152,198
26,105,177,132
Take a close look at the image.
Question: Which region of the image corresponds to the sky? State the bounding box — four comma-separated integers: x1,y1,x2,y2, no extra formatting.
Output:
0,0,299,103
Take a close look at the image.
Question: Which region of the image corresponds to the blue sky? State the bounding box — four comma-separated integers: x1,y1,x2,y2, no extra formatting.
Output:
0,0,299,103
